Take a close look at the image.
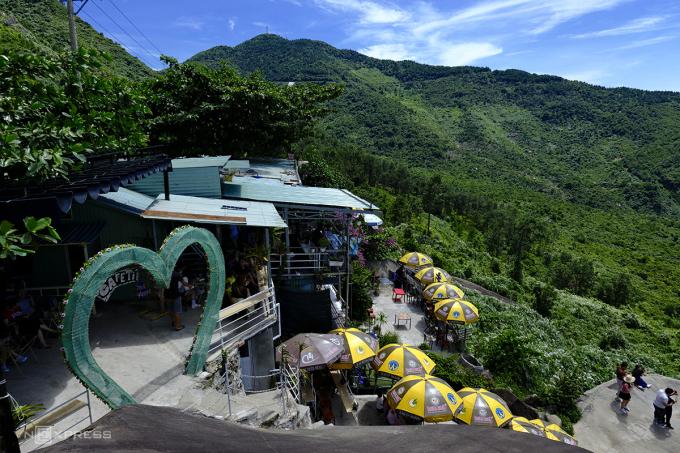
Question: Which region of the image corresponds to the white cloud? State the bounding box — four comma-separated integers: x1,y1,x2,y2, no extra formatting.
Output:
560,69,610,84
173,16,206,30
229,18,236,31
313,0,634,67
440,43,503,66
573,16,671,38
358,43,415,61
606,36,675,51
315,0,410,24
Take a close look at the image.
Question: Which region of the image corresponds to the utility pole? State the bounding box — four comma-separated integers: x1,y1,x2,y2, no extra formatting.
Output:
66,0,78,52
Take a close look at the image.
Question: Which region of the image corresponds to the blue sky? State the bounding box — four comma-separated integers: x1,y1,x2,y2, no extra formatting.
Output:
78,0,680,91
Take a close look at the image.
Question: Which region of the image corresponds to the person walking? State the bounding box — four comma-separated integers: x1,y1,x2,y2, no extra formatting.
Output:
632,365,651,390
619,375,634,414
653,388,677,429
615,362,629,402
162,265,184,331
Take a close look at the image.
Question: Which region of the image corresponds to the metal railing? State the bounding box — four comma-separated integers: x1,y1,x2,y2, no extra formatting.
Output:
21,285,70,298
270,246,346,278
206,283,280,362
15,390,93,451
328,284,347,329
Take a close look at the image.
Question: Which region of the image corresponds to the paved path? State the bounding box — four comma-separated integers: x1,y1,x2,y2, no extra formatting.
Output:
369,292,455,355
575,374,680,452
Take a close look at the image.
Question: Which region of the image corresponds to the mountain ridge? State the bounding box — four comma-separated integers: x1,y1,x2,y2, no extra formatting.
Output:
187,34,680,219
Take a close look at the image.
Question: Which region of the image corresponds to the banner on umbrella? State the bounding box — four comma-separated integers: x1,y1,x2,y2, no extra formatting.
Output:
98,268,140,302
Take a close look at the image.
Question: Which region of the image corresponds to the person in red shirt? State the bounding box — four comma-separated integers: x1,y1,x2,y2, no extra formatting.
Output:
2,299,56,348
615,362,629,402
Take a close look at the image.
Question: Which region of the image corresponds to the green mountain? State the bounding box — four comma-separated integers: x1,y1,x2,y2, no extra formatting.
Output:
0,0,154,80
188,34,680,219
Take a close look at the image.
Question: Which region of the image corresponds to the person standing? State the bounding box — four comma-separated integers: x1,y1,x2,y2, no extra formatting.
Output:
653,388,677,429
162,265,184,331
615,362,629,402
619,375,634,414
632,365,652,390
375,391,385,419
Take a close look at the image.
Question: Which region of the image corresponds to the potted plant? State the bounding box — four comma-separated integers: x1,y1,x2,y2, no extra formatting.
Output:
245,243,271,286
318,237,330,252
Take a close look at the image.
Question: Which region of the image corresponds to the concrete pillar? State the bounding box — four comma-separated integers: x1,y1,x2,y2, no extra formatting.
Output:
248,327,275,392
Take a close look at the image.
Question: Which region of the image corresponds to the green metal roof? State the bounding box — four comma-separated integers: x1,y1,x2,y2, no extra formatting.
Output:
140,194,287,227
221,182,379,211
170,156,231,169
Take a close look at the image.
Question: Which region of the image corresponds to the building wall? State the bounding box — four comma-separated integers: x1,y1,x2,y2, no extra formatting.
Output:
126,167,222,198
30,202,170,301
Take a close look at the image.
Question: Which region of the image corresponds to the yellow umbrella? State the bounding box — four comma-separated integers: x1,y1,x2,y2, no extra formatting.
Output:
370,344,435,380
507,417,546,438
423,282,465,301
544,424,579,446
414,267,451,284
433,299,479,325
386,374,463,423
328,328,379,369
454,388,513,428
398,252,433,268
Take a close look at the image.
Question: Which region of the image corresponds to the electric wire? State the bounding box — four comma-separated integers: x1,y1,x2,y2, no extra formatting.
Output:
107,0,164,55
90,0,163,67
80,10,160,70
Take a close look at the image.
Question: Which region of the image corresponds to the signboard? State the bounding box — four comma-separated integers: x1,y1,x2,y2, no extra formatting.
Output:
98,268,140,302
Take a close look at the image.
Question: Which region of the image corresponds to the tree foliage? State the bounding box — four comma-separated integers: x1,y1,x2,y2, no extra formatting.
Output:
145,56,344,157
0,48,149,182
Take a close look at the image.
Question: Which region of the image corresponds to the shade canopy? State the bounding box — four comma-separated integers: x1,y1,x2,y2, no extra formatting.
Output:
414,267,451,284
275,333,343,371
455,388,513,428
328,328,379,369
370,344,435,380
387,375,463,423
433,299,479,325
423,282,465,301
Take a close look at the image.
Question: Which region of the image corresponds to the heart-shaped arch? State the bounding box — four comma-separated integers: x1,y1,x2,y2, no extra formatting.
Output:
59,226,225,409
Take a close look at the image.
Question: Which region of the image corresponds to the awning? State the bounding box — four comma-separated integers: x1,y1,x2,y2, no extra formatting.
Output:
221,183,380,213
0,152,172,224
140,195,287,227
94,188,155,215
40,221,107,246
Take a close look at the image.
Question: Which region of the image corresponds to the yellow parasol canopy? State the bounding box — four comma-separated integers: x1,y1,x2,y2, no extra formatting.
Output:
414,267,451,284
328,328,379,370
507,417,546,438
423,282,465,301
433,299,479,325
370,344,435,380
398,252,433,268
386,374,463,423
454,388,513,428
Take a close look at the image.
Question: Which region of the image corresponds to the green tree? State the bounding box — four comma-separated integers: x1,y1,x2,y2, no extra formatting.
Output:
146,57,344,157
596,272,636,308
0,48,150,182
549,252,596,296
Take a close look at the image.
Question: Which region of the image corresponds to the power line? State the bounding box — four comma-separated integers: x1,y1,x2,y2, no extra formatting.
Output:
107,0,164,56
80,10,160,70
90,0,163,67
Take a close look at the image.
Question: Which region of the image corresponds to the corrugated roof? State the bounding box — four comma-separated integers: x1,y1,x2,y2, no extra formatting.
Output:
170,156,231,169
224,160,250,169
227,158,300,185
221,183,380,211
41,221,107,246
127,166,222,199
95,187,155,215
140,195,287,227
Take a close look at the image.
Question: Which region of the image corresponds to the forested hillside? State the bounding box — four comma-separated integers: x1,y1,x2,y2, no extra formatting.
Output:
0,0,154,80
189,34,680,218
189,35,680,394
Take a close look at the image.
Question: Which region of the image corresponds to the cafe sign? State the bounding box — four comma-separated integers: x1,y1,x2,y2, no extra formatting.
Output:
98,268,139,302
